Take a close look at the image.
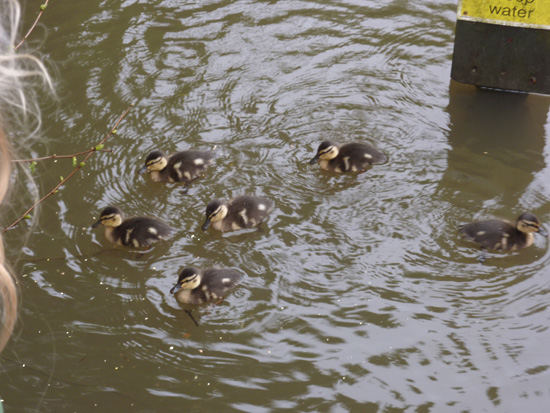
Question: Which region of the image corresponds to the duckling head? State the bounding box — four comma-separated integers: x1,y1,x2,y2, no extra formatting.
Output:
309,141,339,164
201,199,228,231
91,206,124,228
170,267,202,293
138,150,168,174
517,212,548,236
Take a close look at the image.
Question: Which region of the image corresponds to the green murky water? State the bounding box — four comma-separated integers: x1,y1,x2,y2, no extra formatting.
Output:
2,0,550,411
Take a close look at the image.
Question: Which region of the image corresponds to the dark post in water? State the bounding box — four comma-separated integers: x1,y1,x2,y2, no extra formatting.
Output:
451,0,550,94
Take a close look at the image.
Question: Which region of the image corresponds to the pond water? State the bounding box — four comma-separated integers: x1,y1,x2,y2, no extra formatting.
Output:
2,0,550,411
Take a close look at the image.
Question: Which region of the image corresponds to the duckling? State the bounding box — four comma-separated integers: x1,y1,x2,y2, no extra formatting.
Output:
309,140,387,173
459,212,548,261
201,195,274,232
170,266,244,326
138,149,213,186
170,267,244,305
91,206,171,247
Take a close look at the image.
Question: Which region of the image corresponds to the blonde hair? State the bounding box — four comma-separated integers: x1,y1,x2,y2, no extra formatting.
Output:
0,0,52,351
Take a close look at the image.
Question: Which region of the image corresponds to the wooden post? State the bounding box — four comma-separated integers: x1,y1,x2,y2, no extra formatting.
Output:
451,0,550,94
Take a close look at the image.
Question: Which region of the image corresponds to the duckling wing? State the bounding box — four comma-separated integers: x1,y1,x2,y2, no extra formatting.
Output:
168,151,213,182
458,219,515,250
202,269,244,299
229,196,274,229
119,217,172,247
337,143,387,171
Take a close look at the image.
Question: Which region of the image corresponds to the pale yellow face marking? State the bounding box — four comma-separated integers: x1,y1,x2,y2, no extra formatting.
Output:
148,157,168,171
100,213,123,228
518,220,539,234
210,205,228,223
181,274,201,290
319,146,339,160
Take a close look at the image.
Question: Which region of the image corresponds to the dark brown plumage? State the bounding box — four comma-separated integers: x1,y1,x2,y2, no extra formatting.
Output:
309,140,387,173
170,267,244,306
138,149,213,185
459,212,547,252
201,195,274,232
91,206,171,248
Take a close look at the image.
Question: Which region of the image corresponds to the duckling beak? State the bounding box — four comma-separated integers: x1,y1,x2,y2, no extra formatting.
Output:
201,218,211,231
137,165,149,174
91,219,102,228
170,283,182,294
309,154,320,164
537,226,548,237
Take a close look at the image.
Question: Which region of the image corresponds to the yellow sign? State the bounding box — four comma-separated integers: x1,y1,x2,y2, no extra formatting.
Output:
458,0,550,29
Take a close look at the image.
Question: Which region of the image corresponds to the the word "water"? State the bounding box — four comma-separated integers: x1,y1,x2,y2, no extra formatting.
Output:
489,0,535,19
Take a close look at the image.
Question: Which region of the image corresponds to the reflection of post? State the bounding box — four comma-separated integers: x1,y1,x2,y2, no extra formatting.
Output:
438,81,549,208
452,0,550,94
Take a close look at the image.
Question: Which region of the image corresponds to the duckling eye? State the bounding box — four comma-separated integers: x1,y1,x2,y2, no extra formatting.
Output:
182,275,197,284
210,207,222,218
147,157,163,166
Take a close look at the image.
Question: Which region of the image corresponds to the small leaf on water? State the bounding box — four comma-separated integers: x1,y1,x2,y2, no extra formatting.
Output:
23,214,32,220
60,176,64,181
79,162,86,167
29,161,37,173
95,144,104,151
72,156,77,167
112,129,117,134
40,4,47,11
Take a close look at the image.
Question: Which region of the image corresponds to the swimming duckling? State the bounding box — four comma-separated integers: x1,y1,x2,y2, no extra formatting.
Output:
170,267,244,305
138,149,213,186
170,266,244,326
201,195,274,232
309,140,387,173
91,206,171,247
459,212,548,261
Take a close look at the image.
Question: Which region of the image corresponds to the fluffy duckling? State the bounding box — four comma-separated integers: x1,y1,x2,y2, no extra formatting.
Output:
459,212,547,260
309,140,387,173
91,206,171,247
170,267,244,306
138,149,213,186
201,195,274,232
